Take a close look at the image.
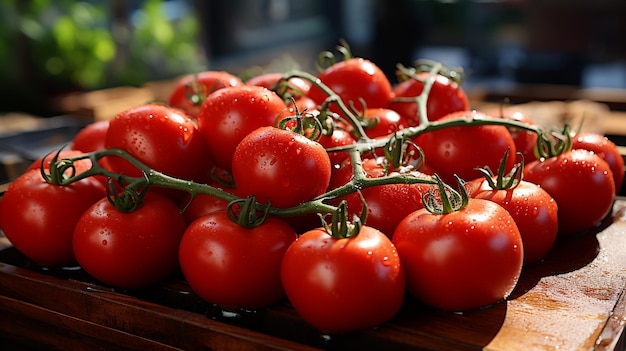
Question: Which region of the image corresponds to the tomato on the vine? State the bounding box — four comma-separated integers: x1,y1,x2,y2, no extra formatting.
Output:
390,71,469,126
469,176,558,265
71,120,110,153
281,224,405,334
246,72,312,99
415,110,517,184
231,126,331,208
73,192,186,290
491,110,539,165
523,149,615,236
0,168,105,267
362,108,409,139
179,210,297,310
393,194,523,311
105,103,211,184
168,70,243,118
306,57,393,117
197,85,288,171
571,132,624,193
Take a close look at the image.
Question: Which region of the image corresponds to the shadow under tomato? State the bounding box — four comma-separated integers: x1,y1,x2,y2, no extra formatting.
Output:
508,212,610,300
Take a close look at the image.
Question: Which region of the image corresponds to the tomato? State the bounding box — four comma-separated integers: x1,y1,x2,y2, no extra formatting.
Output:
27,149,93,175
105,103,210,184
469,178,558,265
179,211,297,310
168,70,243,118
390,72,470,126
392,198,523,311
197,85,288,171
71,120,110,153
415,110,517,185
306,58,393,117
231,126,331,208
0,169,105,267
333,158,435,237
571,132,624,193
246,72,312,99
317,127,355,168
362,108,409,139
73,192,186,290
179,192,229,225
523,149,615,236
491,110,539,165
281,225,405,333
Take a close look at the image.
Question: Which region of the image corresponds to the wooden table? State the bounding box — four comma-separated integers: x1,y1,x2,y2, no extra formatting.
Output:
1,196,626,350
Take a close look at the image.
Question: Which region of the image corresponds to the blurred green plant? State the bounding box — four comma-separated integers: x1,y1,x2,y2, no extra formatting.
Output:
0,0,205,114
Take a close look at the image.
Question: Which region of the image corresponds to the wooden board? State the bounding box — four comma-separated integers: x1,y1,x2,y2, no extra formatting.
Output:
1,201,626,350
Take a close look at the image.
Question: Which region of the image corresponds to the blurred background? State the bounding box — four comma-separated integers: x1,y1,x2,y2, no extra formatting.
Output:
1,0,626,116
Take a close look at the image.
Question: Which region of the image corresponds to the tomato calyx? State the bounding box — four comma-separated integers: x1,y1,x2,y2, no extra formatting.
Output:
423,175,469,214
40,147,78,185
226,196,270,229
535,124,573,160
105,177,149,213
319,195,368,239
278,102,325,141
475,148,524,190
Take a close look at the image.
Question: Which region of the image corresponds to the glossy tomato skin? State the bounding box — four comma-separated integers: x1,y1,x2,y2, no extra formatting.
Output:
0,169,105,267
362,108,409,139
179,192,229,225
392,198,523,311
73,192,186,290
281,226,405,334
470,178,558,265
231,126,331,208
246,72,312,99
390,72,470,126
523,149,615,236
197,85,287,171
572,132,624,193
105,103,210,183
317,127,355,168
333,158,435,237
168,70,243,118
415,110,517,184
491,110,538,165
71,120,110,153
179,211,297,310
307,58,393,116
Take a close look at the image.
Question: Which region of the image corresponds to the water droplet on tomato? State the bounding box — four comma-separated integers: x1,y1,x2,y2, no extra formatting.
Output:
101,240,107,246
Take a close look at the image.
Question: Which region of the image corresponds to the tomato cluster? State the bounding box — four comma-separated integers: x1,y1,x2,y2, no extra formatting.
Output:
0,43,621,335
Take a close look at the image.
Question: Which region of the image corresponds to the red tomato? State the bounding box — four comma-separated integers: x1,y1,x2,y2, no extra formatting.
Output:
281,225,405,333
333,158,435,237
317,127,355,168
168,71,243,118
246,72,312,99
71,120,110,153
0,169,105,267
492,110,538,165
415,110,517,184
179,192,229,225
523,149,615,236
571,132,624,193
392,198,523,311
73,192,186,290
306,58,393,117
390,72,469,126
197,85,288,171
231,126,331,208
179,211,297,310
105,103,210,183
470,178,558,264
362,108,409,139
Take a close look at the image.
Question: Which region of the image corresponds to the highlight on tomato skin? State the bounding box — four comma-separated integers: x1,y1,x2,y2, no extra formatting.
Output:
571,132,624,193
392,198,524,312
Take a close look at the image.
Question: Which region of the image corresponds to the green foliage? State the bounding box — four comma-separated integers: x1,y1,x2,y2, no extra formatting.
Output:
0,0,205,90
